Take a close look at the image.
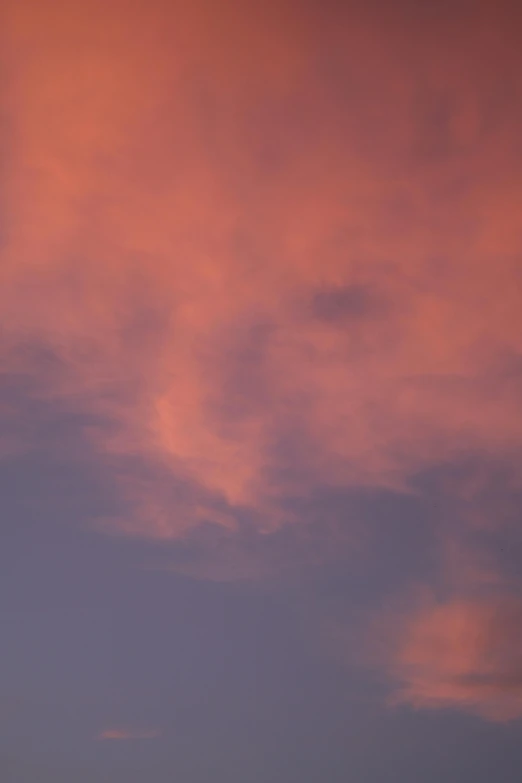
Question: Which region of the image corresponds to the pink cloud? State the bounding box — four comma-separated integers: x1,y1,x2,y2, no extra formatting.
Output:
387,596,522,721
2,0,522,542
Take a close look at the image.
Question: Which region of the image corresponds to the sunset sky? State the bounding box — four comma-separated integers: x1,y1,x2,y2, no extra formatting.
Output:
2,0,522,780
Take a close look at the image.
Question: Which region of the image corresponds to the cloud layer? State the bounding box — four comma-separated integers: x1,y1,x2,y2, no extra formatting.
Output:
3,0,522,537
2,0,522,722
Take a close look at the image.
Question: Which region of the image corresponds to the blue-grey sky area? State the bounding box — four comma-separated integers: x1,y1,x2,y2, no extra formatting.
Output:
2,0,522,780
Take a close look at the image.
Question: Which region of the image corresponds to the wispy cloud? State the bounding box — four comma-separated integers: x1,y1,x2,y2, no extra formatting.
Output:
97,727,160,741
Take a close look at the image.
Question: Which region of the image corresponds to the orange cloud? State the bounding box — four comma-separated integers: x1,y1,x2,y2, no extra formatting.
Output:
387,596,522,721
97,727,160,740
2,0,522,538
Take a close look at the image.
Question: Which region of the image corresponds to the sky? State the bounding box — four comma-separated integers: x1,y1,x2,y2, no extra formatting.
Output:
2,0,522,780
